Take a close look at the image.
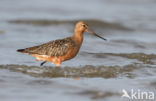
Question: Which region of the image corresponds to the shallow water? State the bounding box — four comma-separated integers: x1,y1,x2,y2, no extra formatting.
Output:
0,0,156,101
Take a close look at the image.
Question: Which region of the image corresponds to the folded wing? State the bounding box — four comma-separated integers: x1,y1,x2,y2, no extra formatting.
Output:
17,37,76,57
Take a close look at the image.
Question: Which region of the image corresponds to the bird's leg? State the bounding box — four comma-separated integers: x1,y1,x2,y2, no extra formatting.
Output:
40,61,47,66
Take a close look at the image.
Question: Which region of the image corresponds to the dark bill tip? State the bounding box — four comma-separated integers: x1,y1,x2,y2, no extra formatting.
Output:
85,29,107,41
94,33,107,41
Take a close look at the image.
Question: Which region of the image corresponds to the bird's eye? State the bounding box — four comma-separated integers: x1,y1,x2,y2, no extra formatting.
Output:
82,24,86,27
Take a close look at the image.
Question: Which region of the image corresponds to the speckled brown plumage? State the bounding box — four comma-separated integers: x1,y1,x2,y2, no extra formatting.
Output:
17,21,106,67
21,37,76,57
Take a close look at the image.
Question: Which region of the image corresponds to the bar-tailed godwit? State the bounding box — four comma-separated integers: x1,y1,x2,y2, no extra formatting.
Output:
17,21,106,67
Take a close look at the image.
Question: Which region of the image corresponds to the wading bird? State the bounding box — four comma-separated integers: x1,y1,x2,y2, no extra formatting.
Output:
17,21,106,67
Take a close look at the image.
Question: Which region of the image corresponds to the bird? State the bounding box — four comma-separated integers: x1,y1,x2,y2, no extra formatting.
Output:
17,21,107,67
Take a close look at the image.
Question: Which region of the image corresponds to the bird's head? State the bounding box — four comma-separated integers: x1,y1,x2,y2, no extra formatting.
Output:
74,21,107,41
74,21,88,33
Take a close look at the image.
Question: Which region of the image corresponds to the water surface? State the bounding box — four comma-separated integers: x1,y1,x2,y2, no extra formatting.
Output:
0,0,156,101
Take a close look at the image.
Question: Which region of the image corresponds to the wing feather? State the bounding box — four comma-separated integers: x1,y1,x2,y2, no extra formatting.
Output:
23,37,76,57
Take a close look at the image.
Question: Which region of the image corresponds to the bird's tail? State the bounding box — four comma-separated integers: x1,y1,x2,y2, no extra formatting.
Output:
17,49,26,53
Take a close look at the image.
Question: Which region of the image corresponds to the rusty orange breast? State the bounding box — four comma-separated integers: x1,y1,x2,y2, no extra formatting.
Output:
60,46,80,61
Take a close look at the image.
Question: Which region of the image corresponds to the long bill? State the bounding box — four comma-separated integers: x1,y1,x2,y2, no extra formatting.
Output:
85,29,107,41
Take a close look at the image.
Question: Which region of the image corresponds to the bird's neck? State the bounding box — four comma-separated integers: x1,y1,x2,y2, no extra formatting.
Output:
73,31,84,46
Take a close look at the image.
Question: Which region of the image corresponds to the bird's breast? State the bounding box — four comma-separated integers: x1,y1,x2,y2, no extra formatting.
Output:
62,46,80,61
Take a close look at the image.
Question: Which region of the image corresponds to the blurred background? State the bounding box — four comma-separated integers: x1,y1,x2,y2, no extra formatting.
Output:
0,0,156,101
